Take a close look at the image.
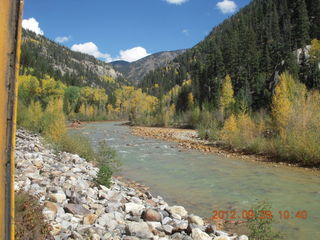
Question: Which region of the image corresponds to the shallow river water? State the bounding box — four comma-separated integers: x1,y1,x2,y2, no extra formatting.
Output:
72,122,320,240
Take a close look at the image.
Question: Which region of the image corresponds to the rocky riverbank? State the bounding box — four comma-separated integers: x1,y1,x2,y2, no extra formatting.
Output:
14,129,248,240
131,127,305,169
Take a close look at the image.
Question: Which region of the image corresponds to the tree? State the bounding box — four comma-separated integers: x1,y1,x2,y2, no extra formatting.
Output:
293,0,310,48
220,114,238,144
219,74,235,117
271,72,293,137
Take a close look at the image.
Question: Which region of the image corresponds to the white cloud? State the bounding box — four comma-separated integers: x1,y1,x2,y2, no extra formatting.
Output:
165,0,188,5
182,29,189,36
71,42,112,62
55,36,71,43
22,18,44,35
118,47,150,62
70,42,150,63
216,0,237,14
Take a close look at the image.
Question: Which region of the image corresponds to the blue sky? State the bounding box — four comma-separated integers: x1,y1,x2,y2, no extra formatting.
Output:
22,0,250,62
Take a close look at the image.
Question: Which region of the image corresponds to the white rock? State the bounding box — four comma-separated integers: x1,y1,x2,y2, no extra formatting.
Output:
214,236,230,240
168,206,188,218
49,192,66,203
90,233,101,240
188,215,204,226
126,222,153,239
147,221,162,231
124,202,145,216
191,228,211,240
238,236,249,240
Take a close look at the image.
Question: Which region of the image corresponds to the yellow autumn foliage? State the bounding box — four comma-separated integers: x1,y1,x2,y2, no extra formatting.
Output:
271,72,292,137
219,74,235,115
42,99,66,142
220,114,238,144
187,92,194,109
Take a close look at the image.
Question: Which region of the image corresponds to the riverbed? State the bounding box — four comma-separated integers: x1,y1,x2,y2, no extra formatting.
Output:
72,122,320,240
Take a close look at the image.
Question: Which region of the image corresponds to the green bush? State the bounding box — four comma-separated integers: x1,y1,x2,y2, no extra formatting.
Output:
197,110,221,141
96,165,113,187
247,201,283,240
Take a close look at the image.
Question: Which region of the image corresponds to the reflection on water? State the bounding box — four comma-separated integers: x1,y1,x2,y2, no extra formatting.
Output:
72,122,320,240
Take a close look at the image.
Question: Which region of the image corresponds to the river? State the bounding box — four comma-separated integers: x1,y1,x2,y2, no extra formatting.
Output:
72,121,320,240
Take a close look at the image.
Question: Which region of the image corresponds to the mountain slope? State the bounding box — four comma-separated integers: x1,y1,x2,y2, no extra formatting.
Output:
140,0,320,110
111,50,186,85
20,30,128,92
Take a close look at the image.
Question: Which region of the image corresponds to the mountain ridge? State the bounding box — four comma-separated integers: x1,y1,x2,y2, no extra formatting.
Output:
110,50,186,85
20,29,127,93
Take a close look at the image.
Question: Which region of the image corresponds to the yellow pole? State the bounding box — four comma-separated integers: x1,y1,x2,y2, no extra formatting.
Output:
0,0,24,239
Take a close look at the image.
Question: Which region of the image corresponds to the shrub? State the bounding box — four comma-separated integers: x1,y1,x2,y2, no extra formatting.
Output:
220,114,238,145
56,134,96,162
197,110,221,141
41,99,66,142
15,191,53,240
55,135,120,188
17,101,43,132
96,165,113,187
247,200,283,240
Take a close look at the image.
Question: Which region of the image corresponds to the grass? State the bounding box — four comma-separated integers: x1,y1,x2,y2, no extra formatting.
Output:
55,134,121,188
15,192,53,240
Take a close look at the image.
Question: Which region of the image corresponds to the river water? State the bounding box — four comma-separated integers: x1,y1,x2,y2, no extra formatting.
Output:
72,122,320,239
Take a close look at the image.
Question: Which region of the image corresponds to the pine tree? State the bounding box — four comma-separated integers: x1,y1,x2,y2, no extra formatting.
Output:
293,0,310,48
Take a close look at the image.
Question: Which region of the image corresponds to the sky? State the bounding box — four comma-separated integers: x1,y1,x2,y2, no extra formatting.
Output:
22,0,250,63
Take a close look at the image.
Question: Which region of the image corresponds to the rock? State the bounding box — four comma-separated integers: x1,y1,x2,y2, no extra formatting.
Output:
214,237,230,240
238,236,249,240
72,231,84,240
49,192,66,203
160,209,170,218
50,223,62,236
163,225,174,234
64,204,91,216
182,237,193,240
124,202,145,216
97,213,118,230
44,201,58,214
83,214,98,225
146,221,162,231
126,222,154,239
168,206,188,218
191,228,211,240
205,224,216,234
142,209,162,222
171,213,182,220
188,215,204,226
42,208,56,221
90,233,100,240
171,232,185,240
173,219,189,231
123,237,140,240
162,216,173,225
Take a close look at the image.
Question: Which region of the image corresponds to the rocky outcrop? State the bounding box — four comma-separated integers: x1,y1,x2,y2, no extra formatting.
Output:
14,129,248,240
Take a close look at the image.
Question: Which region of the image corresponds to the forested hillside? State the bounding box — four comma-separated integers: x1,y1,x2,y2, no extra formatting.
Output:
18,30,157,125
20,29,128,93
140,0,320,111
111,50,186,85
